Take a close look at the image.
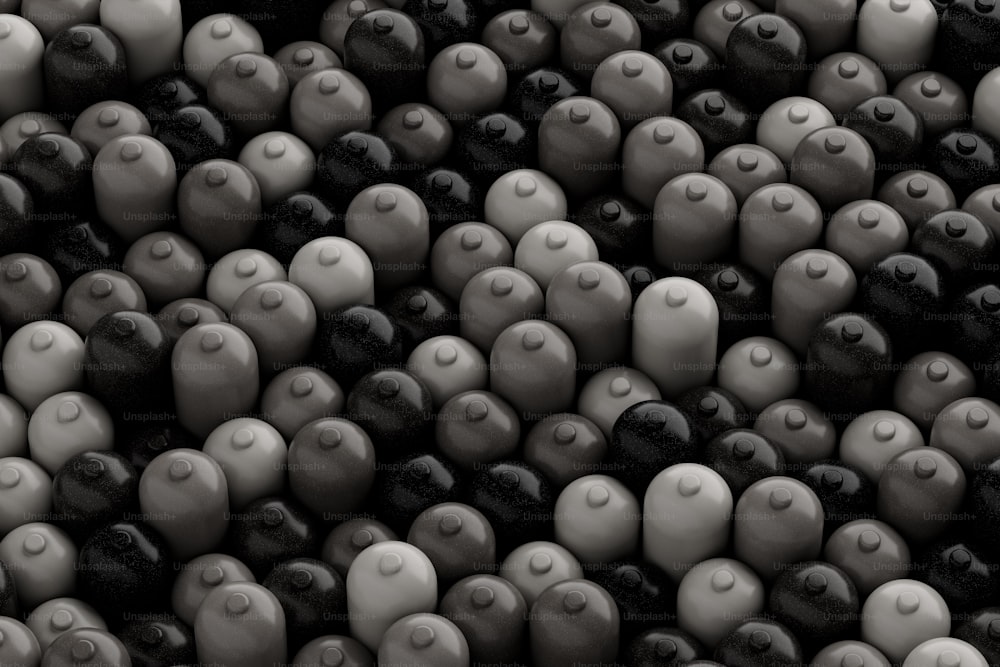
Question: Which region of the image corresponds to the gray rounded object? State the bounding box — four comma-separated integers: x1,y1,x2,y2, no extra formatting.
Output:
377,102,452,166
894,71,968,138
622,116,705,210
0,616,41,667
771,249,857,357
808,52,887,119
929,397,1000,478
71,101,152,156
538,96,621,201
811,641,891,667
877,170,957,233
99,0,182,86
902,638,989,667
319,0,388,57
0,456,51,536
894,352,976,432
202,417,287,511
21,0,99,42
260,366,344,442
406,502,496,585
123,232,206,306
0,132,7,166
876,446,966,544
205,249,286,314
732,476,824,582
229,281,316,376
138,448,229,561
490,320,577,421
157,298,227,342
514,220,598,292
839,410,925,484
25,597,106,651
1,321,84,413
856,0,936,86
790,126,876,212
378,613,469,667
439,574,527,667
825,199,910,276
290,67,372,152
459,267,544,353
177,159,262,260
962,185,1000,239
774,0,855,60
754,399,837,465
693,0,762,58
92,135,177,243
436,390,519,470
430,222,513,302
0,112,66,155
321,518,398,578
273,40,343,88
427,42,507,118
0,254,61,334
676,557,765,649
288,236,375,313
560,2,639,81
40,628,130,667
206,51,289,135
407,336,488,409
236,131,315,208
756,96,837,165
171,552,256,627
591,50,672,132
523,412,607,488
481,9,557,73
860,579,950,663
291,635,373,667
738,183,823,279
0,522,76,610
502,541,584,608
576,367,661,441
345,184,429,292
653,173,738,273
527,578,619,667
26,392,113,476
287,417,375,518
483,169,568,244
0,16,43,122
553,474,640,564
182,13,263,87
61,270,147,338
0,395,29,458
823,519,910,600
707,143,787,208
717,336,799,413
194,581,286,667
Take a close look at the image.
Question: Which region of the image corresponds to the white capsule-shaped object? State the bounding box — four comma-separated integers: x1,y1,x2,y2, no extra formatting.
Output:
202,418,287,510
717,336,800,413
407,335,488,409
205,248,287,314
2,321,85,412
861,579,950,663
484,169,568,245
93,134,177,243
345,184,430,292
194,581,286,667
0,522,76,610
972,51,1000,145
182,13,264,87
0,393,29,458
0,456,51,536
237,131,315,207
288,236,375,313
856,0,937,86
576,366,661,441
553,474,640,564
643,463,733,583
99,0,182,84
632,277,719,399
902,637,989,667
676,557,765,649
24,597,105,650
756,96,836,164
514,220,598,292
839,410,925,483
27,392,113,476
0,15,44,123
499,540,584,608
345,540,437,652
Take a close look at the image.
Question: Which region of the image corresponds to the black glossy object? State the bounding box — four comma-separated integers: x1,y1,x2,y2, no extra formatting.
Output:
466,460,554,554
343,9,427,111
12,133,93,215
76,520,174,617
456,112,536,187
625,626,706,667
676,386,752,443
256,192,343,267
507,67,585,126
614,0,690,48
622,264,661,304
44,25,129,117
116,420,202,473
768,561,859,650
953,607,1000,666
314,305,404,388
971,456,1000,555
803,313,894,424
572,194,653,267
229,496,322,580
588,560,676,635
0,560,18,617
702,428,784,498
383,284,459,353
52,451,139,544
117,614,196,667
410,167,482,239
315,131,401,210
911,210,997,285
795,460,876,534
912,536,1000,614
928,128,1000,203
948,283,1000,365
136,73,207,125
713,618,804,667
651,38,723,102
343,369,434,457
609,400,701,495
842,96,924,180
693,263,770,352
674,89,754,159
376,451,462,532
724,14,807,111
402,0,478,55
0,174,35,256
938,0,1000,89
42,217,126,282
263,557,348,650
153,104,234,173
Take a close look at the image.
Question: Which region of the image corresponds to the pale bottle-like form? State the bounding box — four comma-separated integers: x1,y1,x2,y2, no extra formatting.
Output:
553,474,640,564
100,0,183,84
676,557,765,649
856,0,937,85
0,15,44,122
194,581,287,667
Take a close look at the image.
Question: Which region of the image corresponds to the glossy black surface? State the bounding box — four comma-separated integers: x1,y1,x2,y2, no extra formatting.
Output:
456,112,536,187
0,174,36,256
116,419,202,473
614,0,690,48
693,263,770,351
229,496,322,580
153,104,234,173
971,455,1000,557
609,400,701,495
314,305,404,388
117,614,196,667
702,428,784,498
44,25,129,117
467,460,554,554
651,38,723,102
343,9,427,111
928,128,1000,203
768,561,859,650
676,386,752,443
507,66,586,126
724,14,807,111
938,0,1000,89
376,451,462,532
912,209,997,285
622,264,661,304
255,192,343,267
795,460,876,535
947,283,1000,366
0,559,18,618
572,194,653,267
343,369,434,457
409,167,482,239
843,95,925,180
383,284,459,353
52,451,140,544
625,626,706,667
713,618,804,667
912,535,1000,614
135,73,207,126
588,560,677,636
674,89,754,159
953,606,1000,666
315,131,402,210
263,557,348,650
42,217,126,282
402,0,478,55
12,133,94,215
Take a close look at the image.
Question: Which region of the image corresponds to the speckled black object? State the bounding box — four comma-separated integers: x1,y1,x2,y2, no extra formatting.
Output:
713,618,804,667
0,174,35,257
262,557,348,650
674,89,754,160
229,496,322,580
928,128,1000,203
724,14,807,112
456,112,536,187
842,95,925,181
609,400,701,495
912,210,997,285
343,369,434,458
255,192,343,267
622,264,661,304
938,0,1000,89
383,284,459,353
625,626,706,667
410,167,482,239
693,263,770,352
572,194,653,268
947,283,1000,366
768,561,859,651
795,460,875,535
12,133,93,215
676,386,752,443
52,451,139,544
83,311,173,416
467,460,554,554
588,560,677,636
702,428,784,498
402,0,478,56
315,131,402,210
651,39,723,103
343,9,427,112
913,535,1000,613
803,313,894,424
614,0,689,48
0,559,18,617
153,104,234,174
953,607,1000,666
376,451,463,532
314,305,404,389
76,520,174,617
116,614,197,667
116,419,202,473
136,73,207,126
859,252,947,362
508,66,586,127
971,456,1000,556
43,25,129,117
42,217,127,283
